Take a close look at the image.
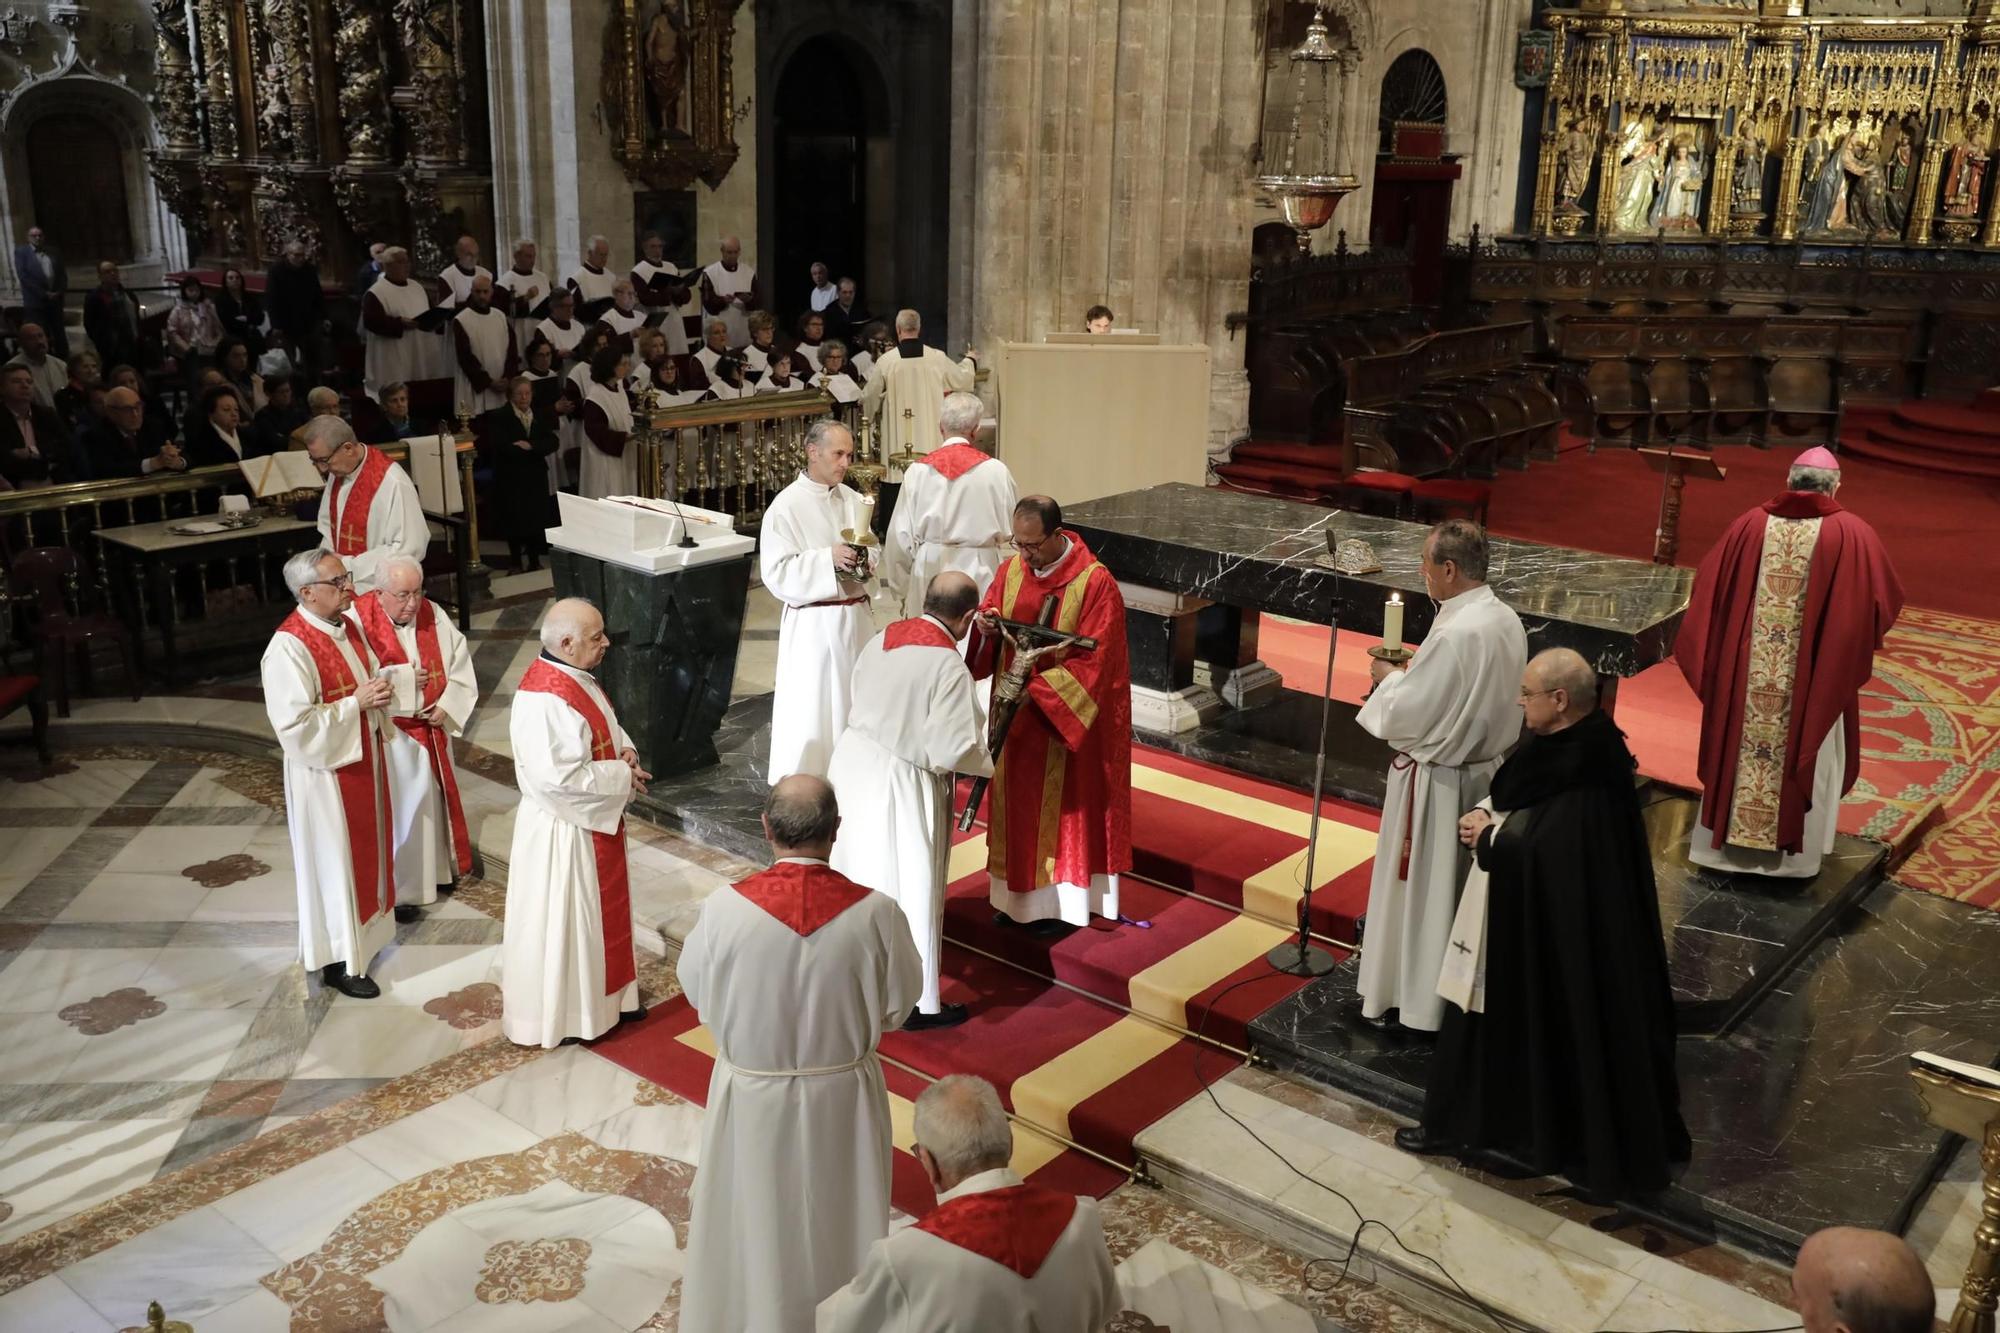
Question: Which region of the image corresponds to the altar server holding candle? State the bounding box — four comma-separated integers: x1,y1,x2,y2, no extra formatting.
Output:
1355,521,1526,1034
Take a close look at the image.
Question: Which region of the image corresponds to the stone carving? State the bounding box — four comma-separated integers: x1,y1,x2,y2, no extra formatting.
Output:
606,0,749,191
0,8,36,54
334,0,392,164
644,0,687,134
1555,117,1594,213
1731,120,1767,214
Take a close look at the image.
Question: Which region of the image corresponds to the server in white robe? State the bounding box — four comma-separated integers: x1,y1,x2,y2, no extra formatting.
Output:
303,416,429,593
1355,521,1527,1033
261,549,397,1000
436,235,490,309
859,309,977,468
501,598,650,1047
533,288,586,364
578,346,638,500
496,239,551,353
567,234,616,313
761,419,874,783
630,232,691,356
883,391,1017,618
698,234,760,348
449,274,520,416
352,557,478,919
680,775,922,1333
818,1075,1119,1333
827,574,990,1029
360,247,434,401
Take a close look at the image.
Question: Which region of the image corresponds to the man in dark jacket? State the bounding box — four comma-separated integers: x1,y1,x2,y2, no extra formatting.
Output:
78,387,184,479
11,225,67,359
81,261,145,373
264,241,327,381
480,374,560,571
0,362,78,487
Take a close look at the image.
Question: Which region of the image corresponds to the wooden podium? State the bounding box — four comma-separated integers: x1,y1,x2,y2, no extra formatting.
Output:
993,339,1211,504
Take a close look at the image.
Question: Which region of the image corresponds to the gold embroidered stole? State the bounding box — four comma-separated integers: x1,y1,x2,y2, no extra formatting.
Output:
1724,515,1822,850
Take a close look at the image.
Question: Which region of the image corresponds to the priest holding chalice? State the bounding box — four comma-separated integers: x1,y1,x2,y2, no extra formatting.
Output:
1353,520,1526,1036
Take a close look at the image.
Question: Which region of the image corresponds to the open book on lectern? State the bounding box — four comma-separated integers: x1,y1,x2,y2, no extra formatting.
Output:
238,451,323,497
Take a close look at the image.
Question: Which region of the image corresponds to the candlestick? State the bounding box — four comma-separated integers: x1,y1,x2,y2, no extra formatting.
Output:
1384,592,1404,652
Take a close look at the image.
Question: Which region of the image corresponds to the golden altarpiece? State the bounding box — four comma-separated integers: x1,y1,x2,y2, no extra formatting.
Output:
1530,0,2000,248
146,0,492,275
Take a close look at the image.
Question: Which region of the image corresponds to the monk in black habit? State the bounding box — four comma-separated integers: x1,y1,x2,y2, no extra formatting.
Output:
1397,647,1690,1201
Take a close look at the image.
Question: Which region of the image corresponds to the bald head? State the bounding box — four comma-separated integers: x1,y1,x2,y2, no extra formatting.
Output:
922,571,980,637
763,774,839,856
1520,648,1597,735
1792,1227,1933,1333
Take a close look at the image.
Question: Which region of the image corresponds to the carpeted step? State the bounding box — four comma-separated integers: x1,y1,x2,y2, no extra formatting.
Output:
1845,433,2000,479
1892,401,2000,439
1862,421,2000,459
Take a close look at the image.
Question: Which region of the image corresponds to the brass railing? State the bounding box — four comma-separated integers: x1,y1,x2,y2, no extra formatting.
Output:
634,388,864,527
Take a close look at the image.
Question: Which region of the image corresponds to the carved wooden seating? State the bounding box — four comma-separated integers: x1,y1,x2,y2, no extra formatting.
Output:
1244,309,1433,444
1338,322,1559,480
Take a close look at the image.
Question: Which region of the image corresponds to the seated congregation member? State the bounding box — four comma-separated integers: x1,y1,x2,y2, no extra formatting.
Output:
1399,648,1690,1202
180,368,227,443
79,386,183,479
1084,304,1114,333
817,1075,1119,1333
703,353,747,401
4,321,67,409
1792,1227,1934,1333
482,375,560,571
216,337,266,413
166,276,225,376
303,415,428,593
216,266,263,349
53,351,102,436
250,375,308,457
1,361,79,488
352,380,422,444
533,287,586,363
679,775,921,1333
502,597,650,1047
183,383,253,467
82,263,144,373
742,309,781,376
262,548,397,999
752,350,800,395
814,340,862,402
579,345,636,499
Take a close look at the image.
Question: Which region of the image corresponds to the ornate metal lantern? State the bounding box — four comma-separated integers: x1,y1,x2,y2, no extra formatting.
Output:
1254,2,1359,255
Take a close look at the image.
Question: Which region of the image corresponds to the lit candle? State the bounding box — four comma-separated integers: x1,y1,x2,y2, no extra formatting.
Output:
1384,592,1404,652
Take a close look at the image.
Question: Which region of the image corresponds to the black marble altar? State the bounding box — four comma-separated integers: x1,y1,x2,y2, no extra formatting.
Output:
549,548,753,778
632,693,778,863
1067,483,1694,676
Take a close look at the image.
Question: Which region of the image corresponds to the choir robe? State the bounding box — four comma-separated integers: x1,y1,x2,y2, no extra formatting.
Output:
594,305,647,358
532,315,584,362
699,258,759,347
1354,583,1526,1033
630,260,691,354
361,275,435,400
882,440,1017,618
556,361,593,490
436,262,490,309
567,263,616,307
859,340,976,474
579,380,637,500
353,591,478,907
678,860,922,1333
261,610,396,977
502,657,640,1047
1676,489,1903,878
816,1169,1119,1333
969,534,1132,925
496,266,552,356
826,617,991,1014
317,445,429,593
450,306,519,415
760,473,874,783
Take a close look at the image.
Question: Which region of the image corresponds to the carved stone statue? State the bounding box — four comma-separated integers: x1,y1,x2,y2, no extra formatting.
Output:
1730,121,1766,213
1555,117,1594,212
1846,134,1893,238
1651,135,1704,232
1885,117,1920,233
645,0,688,135
1945,117,1990,219
1611,119,1667,233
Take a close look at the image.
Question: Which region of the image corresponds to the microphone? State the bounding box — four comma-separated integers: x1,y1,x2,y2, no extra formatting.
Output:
662,487,700,549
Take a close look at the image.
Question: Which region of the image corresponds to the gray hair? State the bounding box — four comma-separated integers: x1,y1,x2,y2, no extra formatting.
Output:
1427,519,1490,581
804,418,850,454
587,233,609,254
913,1075,1013,1180
1788,464,1840,494
894,308,921,335
706,318,728,335
300,415,357,453
306,386,340,413
381,246,409,264
283,547,336,600
764,775,839,847
379,554,424,586
539,597,600,653
938,392,983,440
1529,647,1599,712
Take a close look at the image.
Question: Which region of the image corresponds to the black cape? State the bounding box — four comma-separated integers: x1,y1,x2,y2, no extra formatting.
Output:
1418,708,1690,1198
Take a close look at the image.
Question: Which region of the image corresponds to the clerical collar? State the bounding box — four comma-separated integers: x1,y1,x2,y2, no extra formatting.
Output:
897,337,923,357
774,855,829,866
941,435,973,448
938,1167,1023,1204
538,649,592,676
309,609,345,632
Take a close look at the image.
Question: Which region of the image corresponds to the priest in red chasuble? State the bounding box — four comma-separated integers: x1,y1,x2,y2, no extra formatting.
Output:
1676,448,1903,879
261,548,397,999
969,495,1132,928
302,416,429,594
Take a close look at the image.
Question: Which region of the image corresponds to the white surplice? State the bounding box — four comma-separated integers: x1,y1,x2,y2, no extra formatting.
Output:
1354,584,1526,1032
700,259,757,347
362,275,435,400
678,860,922,1333
496,266,552,351
631,260,691,354
858,343,977,470
533,316,585,361
815,1169,1119,1333
450,305,515,415
567,264,616,307
881,444,1018,617
501,658,640,1047
371,599,478,907
436,262,490,308
826,619,991,1014
761,473,875,783
578,380,637,500
1689,726,1843,879
261,617,396,976
316,451,429,594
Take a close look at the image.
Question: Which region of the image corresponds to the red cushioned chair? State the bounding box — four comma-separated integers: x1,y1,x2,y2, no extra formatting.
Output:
1409,478,1493,528
9,547,141,718
1328,470,1416,520
0,673,49,761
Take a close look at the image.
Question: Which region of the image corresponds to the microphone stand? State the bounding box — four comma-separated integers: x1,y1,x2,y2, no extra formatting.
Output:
1265,593,1342,978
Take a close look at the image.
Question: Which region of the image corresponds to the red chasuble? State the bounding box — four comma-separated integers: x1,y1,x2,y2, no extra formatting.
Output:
352,590,472,874
884,616,956,652
326,446,396,558
921,441,992,482
916,1184,1078,1278
1676,490,1903,853
732,861,872,936
968,532,1132,889
277,611,392,925
517,660,636,995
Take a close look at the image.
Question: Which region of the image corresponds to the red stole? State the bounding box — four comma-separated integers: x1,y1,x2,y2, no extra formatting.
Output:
327,447,395,558
884,617,956,652
518,659,636,995
923,441,992,482
277,610,391,925
352,591,472,875
916,1184,1078,1278
732,862,871,936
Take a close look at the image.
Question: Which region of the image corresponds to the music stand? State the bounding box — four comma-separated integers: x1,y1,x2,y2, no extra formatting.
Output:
1638,445,1726,566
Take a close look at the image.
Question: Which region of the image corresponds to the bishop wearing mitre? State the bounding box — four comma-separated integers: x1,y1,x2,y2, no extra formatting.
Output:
352,555,478,922
858,308,976,470
302,416,428,593
760,418,874,782
501,598,653,1047
450,274,520,416
262,549,397,999
882,390,1017,617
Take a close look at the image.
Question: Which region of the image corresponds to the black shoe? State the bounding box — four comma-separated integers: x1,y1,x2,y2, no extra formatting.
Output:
903,1003,969,1031
394,904,421,923
620,1002,648,1023
436,881,456,896
992,910,1070,938
321,962,381,999
1395,1126,1456,1156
